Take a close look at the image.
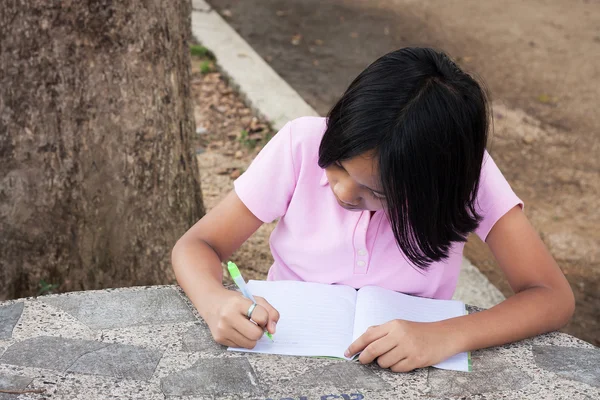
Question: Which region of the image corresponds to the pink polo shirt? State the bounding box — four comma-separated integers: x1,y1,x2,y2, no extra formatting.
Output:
234,117,522,299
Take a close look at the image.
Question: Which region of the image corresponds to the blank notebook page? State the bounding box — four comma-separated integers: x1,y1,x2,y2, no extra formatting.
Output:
353,285,470,371
229,280,357,358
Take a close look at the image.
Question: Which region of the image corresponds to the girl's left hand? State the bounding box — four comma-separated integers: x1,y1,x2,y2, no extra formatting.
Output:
345,320,458,372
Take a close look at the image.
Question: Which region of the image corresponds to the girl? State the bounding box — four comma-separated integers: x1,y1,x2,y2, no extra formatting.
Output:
172,48,574,372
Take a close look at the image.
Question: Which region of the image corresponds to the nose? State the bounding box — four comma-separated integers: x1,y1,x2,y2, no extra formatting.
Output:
334,180,361,206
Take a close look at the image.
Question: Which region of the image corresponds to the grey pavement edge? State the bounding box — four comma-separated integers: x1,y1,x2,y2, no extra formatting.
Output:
190,0,505,308
191,0,319,132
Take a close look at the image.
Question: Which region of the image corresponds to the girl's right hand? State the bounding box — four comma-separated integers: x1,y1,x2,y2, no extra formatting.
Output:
205,289,280,349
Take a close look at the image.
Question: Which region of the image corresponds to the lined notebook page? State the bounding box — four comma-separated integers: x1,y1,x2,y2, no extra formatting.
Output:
353,285,470,372
228,280,357,358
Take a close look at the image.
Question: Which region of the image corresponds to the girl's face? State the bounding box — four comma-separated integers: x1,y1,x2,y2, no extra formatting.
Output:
324,151,386,212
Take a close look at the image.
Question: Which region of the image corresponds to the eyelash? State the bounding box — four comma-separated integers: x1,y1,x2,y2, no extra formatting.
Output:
334,161,385,200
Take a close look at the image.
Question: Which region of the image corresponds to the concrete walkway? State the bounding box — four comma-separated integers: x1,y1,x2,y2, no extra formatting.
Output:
190,0,505,309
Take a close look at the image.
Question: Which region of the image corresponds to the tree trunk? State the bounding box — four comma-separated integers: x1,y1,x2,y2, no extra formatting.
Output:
0,0,204,299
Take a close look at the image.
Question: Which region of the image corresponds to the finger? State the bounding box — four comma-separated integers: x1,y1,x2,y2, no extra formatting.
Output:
358,336,397,365
234,298,267,328
235,316,266,341
228,327,259,349
219,337,245,348
246,302,270,330
212,323,257,349
233,299,269,340
390,358,417,373
255,296,280,333
345,325,386,358
375,345,407,369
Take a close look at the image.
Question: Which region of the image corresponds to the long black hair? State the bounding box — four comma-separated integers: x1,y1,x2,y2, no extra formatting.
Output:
318,48,489,269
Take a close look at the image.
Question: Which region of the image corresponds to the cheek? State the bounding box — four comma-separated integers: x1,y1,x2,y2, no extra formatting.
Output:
364,197,386,211
324,168,336,184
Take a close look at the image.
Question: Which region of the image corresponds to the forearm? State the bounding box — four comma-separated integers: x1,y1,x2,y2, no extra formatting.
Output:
440,286,574,354
171,236,229,318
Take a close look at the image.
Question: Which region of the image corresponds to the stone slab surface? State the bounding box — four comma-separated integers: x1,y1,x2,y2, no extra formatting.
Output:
42,373,165,400
0,286,597,399
161,357,263,396
533,345,600,388
0,336,162,381
427,353,532,397
290,362,390,391
0,336,107,372
67,342,163,380
41,287,195,329
0,303,24,340
182,324,225,353
0,372,33,400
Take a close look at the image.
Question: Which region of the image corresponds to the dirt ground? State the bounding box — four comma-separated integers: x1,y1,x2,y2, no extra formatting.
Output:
189,59,277,285
196,0,599,346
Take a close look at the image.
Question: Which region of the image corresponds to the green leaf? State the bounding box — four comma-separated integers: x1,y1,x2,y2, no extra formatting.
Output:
37,279,59,296
190,45,215,60
200,60,213,74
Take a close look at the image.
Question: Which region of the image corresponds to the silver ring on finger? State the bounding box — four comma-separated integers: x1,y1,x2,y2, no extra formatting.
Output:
246,303,257,319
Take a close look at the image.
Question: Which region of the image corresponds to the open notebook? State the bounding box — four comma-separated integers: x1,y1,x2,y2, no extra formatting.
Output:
228,280,471,372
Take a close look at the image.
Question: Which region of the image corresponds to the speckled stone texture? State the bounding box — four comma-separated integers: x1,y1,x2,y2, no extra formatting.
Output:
0,372,33,400
427,352,532,396
288,362,390,391
0,285,598,399
41,287,196,329
0,303,24,340
0,336,108,372
161,357,263,396
533,345,600,388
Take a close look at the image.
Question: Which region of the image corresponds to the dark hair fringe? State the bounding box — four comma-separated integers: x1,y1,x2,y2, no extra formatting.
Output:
318,47,489,268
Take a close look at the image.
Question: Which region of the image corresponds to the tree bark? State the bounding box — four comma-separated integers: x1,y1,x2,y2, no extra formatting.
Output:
0,0,204,299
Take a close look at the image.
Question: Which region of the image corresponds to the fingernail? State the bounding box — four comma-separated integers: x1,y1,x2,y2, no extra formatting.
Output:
271,321,277,332
344,349,350,357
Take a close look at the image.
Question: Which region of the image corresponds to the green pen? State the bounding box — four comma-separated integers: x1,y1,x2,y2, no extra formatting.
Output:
227,261,274,341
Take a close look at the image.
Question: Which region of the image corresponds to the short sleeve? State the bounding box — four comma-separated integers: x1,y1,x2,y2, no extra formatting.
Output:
234,121,297,223
474,152,524,241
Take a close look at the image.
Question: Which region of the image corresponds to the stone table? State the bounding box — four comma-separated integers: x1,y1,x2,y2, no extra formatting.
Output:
0,286,598,399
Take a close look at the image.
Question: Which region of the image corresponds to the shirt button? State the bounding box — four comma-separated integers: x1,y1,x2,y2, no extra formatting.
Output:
357,260,366,267
358,249,367,256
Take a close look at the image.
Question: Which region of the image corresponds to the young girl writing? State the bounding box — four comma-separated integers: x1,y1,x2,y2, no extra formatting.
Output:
172,47,574,372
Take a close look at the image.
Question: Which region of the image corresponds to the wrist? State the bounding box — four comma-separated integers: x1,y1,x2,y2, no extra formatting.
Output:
434,317,471,356
191,285,231,321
